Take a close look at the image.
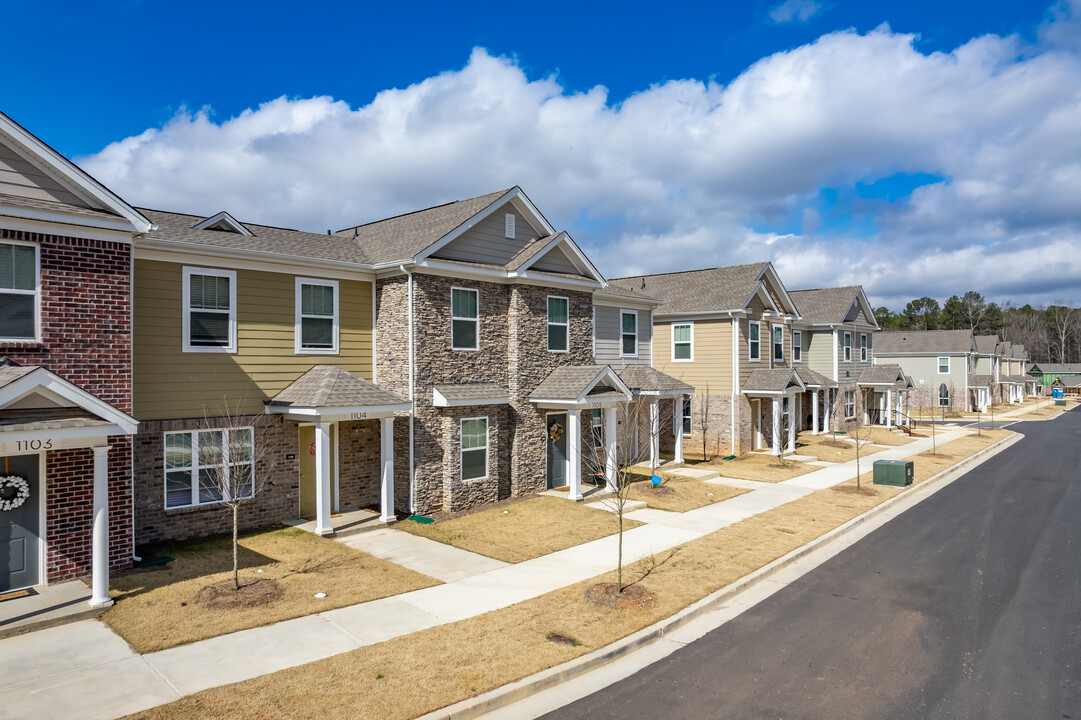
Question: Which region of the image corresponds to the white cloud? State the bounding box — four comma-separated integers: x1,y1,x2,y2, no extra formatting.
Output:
769,0,825,24
80,12,1081,308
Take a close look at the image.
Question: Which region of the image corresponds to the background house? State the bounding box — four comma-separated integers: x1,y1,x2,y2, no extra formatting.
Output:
873,329,975,412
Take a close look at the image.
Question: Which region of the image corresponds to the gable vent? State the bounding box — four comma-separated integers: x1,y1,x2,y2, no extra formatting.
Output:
504,213,515,239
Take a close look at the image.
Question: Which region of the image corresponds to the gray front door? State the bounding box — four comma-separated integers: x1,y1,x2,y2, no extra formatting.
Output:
1,454,40,591
546,413,568,489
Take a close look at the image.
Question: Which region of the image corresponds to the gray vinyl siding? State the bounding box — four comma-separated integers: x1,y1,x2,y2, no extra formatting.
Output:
430,204,541,266
0,142,88,207
975,356,993,374
531,245,580,275
881,354,969,397
593,305,651,365
844,301,874,325
805,329,835,379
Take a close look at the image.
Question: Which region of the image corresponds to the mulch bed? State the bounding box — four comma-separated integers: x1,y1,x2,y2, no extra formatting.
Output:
585,582,656,609
198,578,284,609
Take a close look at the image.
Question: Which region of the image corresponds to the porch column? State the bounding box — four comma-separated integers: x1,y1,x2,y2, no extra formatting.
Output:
672,398,684,464
379,417,395,523
89,445,113,609
314,420,333,536
649,399,660,467
567,410,583,501
811,389,820,435
787,398,796,453
772,397,781,456
824,389,832,433
863,391,870,426
905,393,911,426
604,407,618,492
885,389,893,428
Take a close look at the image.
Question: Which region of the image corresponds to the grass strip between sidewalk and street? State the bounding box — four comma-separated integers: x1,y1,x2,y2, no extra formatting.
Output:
121,429,1014,720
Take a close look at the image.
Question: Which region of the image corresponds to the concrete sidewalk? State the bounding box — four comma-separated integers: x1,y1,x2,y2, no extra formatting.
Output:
0,427,970,720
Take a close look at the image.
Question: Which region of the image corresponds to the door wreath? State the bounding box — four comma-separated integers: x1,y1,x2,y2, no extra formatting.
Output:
548,422,564,442
0,475,30,511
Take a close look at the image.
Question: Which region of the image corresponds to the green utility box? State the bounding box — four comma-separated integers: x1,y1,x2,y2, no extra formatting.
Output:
1055,400,1066,406
873,459,914,487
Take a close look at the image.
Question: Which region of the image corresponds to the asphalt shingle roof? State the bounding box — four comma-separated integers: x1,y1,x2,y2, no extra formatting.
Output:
794,367,838,388
874,329,974,355
433,383,508,405
974,335,1000,354
268,366,408,409
617,365,694,394
858,365,909,387
1030,363,1081,374
1054,375,1081,387
969,374,994,388
1,192,122,221
789,286,862,324
529,366,629,403
593,283,663,304
608,263,771,315
742,368,803,393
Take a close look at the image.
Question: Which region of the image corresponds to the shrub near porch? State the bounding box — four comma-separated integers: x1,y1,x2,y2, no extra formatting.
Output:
104,527,440,653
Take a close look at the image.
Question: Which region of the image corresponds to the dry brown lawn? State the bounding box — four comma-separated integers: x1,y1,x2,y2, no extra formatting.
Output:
397,496,642,563
624,474,749,512
696,452,818,483
122,431,1016,720
794,434,886,463
861,427,917,446
104,527,439,653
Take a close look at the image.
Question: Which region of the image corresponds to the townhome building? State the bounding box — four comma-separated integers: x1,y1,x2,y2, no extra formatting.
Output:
974,334,1003,405
998,341,1036,401
0,112,149,603
1028,362,1081,390
873,329,978,412
607,263,807,457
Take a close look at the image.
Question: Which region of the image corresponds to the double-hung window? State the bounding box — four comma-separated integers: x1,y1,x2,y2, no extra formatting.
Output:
792,330,802,362
939,384,950,407
451,287,479,350
860,333,868,362
164,427,254,509
682,398,692,435
672,323,693,361
844,390,856,419
460,417,488,481
591,408,603,449
0,241,38,341
938,357,950,374
183,266,236,352
620,311,637,357
843,331,852,362
773,325,784,362
748,321,761,361
547,296,569,352
295,278,338,353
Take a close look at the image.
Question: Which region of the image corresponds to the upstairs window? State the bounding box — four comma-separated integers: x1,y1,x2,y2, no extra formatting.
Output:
164,427,253,509
461,417,489,480
451,287,479,350
672,323,693,361
183,267,236,352
621,311,638,357
938,357,950,374
773,325,784,362
749,321,761,361
296,278,338,354
860,333,868,362
547,296,569,352
843,331,852,362
0,242,37,341
793,330,802,362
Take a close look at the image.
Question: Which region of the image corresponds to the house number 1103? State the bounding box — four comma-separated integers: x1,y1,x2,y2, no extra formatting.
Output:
16,439,53,451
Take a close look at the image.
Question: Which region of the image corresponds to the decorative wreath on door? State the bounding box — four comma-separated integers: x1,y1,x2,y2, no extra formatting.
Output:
548,423,564,442
0,475,30,512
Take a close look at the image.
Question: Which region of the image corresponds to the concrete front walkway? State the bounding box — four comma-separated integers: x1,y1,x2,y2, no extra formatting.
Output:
0,428,970,720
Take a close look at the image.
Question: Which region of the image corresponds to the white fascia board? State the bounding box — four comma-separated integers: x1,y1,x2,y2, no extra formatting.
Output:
0,369,138,434
516,232,605,284
192,211,253,236
413,188,520,262
136,239,377,281
414,259,603,291
0,214,137,244
854,288,880,330
514,270,604,290
592,294,661,310
0,428,117,448
0,203,142,237
0,113,152,233
265,402,411,418
744,282,779,314
507,189,557,236
578,367,633,402
529,397,628,409
653,309,742,320
758,262,800,317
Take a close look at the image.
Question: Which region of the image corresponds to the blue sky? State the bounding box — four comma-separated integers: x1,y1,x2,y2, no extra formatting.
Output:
4,0,1080,308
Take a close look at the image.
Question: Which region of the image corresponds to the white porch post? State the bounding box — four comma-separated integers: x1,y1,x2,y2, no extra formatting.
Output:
314,420,333,536
787,397,796,453
604,406,618,492
672,398,684,464
863,391,870,426
379,417,395,523
649,399,660,467
824,389,832,433
905,393,911,426
811,389,820,435
568,411,582,501
885,389,893,428
89,445,113,609
772,397,781,456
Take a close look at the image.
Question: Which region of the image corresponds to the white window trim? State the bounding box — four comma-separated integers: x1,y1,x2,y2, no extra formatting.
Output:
547,295,569,353
591,408,604,449
451,286,479,351
938,356,950,374
294,277,340,355
620,310,638,358
939,384,950,407
844,390,856,419
843,331,852,362
182,266,237,353
0,239,41,342
163,427,254,509
460,416,489,481
792,330,802,362
749,320,761,362
860,333,868,362
773,324,784,363
672,322,694,362
682,397,692,436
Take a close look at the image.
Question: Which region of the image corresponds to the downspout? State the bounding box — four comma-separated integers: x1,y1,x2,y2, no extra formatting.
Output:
400,265,416,514
129,240,140,563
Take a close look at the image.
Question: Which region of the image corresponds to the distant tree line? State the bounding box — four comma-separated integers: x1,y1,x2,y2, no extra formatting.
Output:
874,291,1081,364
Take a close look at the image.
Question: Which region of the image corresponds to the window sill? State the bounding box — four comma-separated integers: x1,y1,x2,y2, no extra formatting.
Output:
164,497,253,514
183,346,237,354
296,349,340,356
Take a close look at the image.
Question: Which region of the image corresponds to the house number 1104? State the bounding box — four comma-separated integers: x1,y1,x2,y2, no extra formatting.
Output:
16,439,53,451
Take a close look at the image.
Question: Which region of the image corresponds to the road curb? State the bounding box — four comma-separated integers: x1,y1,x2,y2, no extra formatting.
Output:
419,430,1023,720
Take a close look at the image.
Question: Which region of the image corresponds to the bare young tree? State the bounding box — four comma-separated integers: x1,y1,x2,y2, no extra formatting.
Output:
848,391,873,491
695,385,712,462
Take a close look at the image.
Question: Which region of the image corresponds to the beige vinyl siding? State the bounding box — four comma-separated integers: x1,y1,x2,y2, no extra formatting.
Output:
0,142,89,207
805,329,835,379
430,204,540,266
134,260,373,419
531,245,580,275
655,319,733,393
975,356,992,374
594,305,651,365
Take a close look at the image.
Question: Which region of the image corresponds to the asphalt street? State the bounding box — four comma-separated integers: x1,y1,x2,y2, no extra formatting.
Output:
544,410,1080,720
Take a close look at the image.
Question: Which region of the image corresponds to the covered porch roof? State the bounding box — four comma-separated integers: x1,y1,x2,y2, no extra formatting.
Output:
265,365,410,421
857,365,912,390
529,365,632,409
794,367,838,389
616,365,693,397
742,368,806,396
432,383,509,407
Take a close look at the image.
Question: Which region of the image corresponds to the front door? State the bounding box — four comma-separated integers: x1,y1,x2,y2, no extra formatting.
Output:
546,413,568,489
298,425,337,518
1,454,41,591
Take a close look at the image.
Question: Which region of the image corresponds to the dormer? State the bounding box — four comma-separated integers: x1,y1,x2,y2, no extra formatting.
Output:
192,211,253,236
